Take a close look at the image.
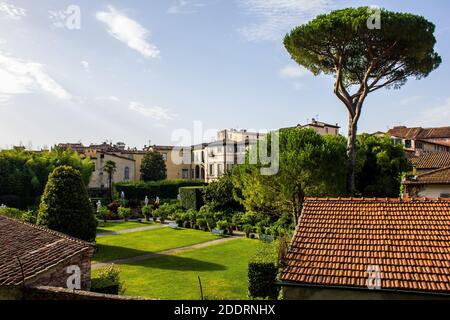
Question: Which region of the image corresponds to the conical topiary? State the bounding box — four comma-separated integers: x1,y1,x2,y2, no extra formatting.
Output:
37,165,97,242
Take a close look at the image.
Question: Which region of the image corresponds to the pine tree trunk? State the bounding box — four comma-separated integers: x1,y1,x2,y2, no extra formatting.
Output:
346,116,357,195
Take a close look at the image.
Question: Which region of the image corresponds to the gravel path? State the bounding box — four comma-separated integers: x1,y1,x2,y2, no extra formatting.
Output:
92,235,242,270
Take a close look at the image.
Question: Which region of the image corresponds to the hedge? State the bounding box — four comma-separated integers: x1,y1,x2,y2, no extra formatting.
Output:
179,187,204,211
248,242,279,300
114,180,205,200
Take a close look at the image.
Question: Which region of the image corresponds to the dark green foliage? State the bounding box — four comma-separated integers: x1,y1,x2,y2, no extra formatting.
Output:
140,151,167,181
0,207,37,224
284,7,441,194
103,160,117,201
37,166,97,242
91,265,125,295
115,180,205,200
248,242,279,300
355,134,412,197
0,147,94,209
179,187,204,211
203,172,243,213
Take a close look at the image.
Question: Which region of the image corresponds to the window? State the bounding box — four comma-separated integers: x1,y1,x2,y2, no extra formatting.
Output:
124,167,130,181
182,169,189,179
218,164,223,176
416,142,423,149
325,127,329,134
209,164,214,176
162,153,168,161
404,140,412,148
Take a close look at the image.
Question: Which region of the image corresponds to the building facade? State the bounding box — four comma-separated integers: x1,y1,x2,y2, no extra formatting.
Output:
388,126,450,155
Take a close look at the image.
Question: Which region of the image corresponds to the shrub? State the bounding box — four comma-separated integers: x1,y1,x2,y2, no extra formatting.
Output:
199,205,216,231
179,186,204,211
248,242,279,300
115,180,205,200
154,203,178,223
98,206,109,222
203,172,243,212
141,205,153,221
107,200,120,214
0,207,23,219
196,217,208,231
186,209,198,228
36,166,97,242
215,220,229,233
91,264,125,295
243,224,254,238
118,207,131,221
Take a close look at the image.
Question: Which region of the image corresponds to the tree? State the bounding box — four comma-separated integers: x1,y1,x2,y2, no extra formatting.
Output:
140,151,167,181
355,134,411,197
232,128,347,225
37,166,97,242
103,160,117,201
284,7,441,194
203,172,243,213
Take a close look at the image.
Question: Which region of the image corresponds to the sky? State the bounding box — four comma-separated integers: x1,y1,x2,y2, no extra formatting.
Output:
0,0,449,149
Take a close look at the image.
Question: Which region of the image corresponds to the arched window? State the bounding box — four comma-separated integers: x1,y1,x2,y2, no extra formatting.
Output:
124,167,130,181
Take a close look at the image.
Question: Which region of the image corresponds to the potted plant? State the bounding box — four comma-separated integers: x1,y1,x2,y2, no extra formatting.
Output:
141,205,153,222
118,207,131,222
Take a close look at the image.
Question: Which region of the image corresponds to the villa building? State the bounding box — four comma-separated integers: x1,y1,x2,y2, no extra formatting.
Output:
298,119,340,136
388,126,450,155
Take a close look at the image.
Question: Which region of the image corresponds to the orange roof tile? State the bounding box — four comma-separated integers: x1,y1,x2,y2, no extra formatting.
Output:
411,152,450,170
280,198,450,294
404,166,450,185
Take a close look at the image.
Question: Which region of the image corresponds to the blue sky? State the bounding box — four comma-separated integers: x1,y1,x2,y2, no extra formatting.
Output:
0,0,449,149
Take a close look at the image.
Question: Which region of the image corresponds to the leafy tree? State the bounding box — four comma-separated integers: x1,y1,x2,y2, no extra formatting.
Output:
284,7,441,194
203,172,243,213
140,151,167,181
37,166,97,242
0,147,93,209
232,128,347,225
355,134,411,197
103,160,117,201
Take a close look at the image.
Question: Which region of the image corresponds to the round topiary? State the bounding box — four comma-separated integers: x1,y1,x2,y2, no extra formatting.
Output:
37,166,97,242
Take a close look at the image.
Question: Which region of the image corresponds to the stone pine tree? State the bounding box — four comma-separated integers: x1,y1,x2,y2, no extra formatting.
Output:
284,7,441,194
37,166,97,242
140,151,167,181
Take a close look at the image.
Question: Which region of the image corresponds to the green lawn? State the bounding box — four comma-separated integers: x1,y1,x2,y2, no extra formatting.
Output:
94,227,220,262
95,238,261,300
96,220,154,233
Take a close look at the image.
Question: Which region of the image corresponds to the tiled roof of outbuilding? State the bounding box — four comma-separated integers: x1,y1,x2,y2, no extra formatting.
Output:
280,198,450,294
411,152,450,170
0,216,95,286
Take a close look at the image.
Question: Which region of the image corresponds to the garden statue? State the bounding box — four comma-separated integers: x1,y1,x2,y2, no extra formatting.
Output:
155,196,160,205
0,204,6,209
96,200,102,214
120,191,125,205
144,196,149,206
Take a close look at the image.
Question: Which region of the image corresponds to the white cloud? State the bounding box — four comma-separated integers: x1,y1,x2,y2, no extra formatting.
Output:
0,2,26,20
129,101,176,120
96,6,160,59
168,0,206,14
0,51,71,102
280,64,308,78
400,95,423,106
81,60,90,72
238,0,333,42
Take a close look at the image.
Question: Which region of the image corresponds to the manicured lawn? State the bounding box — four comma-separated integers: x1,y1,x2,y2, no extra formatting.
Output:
96,238,262,300
96,220,154,233
94,227,220,262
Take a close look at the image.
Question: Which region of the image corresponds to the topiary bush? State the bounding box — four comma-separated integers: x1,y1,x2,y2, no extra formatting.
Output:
37,166,97,242
248,241,279,300
179,186,204,211
141,205,153,221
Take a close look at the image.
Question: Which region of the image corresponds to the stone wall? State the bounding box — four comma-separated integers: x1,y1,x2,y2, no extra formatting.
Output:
282,285,450,300
25,249,94,291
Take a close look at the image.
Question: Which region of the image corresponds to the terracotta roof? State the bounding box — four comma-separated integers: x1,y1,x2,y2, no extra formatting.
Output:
388,126,450,140
404,166,450,185
411,152,450,170
0,216,95,286
280,198,450,294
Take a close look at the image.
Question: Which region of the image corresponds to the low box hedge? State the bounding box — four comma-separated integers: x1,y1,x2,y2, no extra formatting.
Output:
179,186,204,211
